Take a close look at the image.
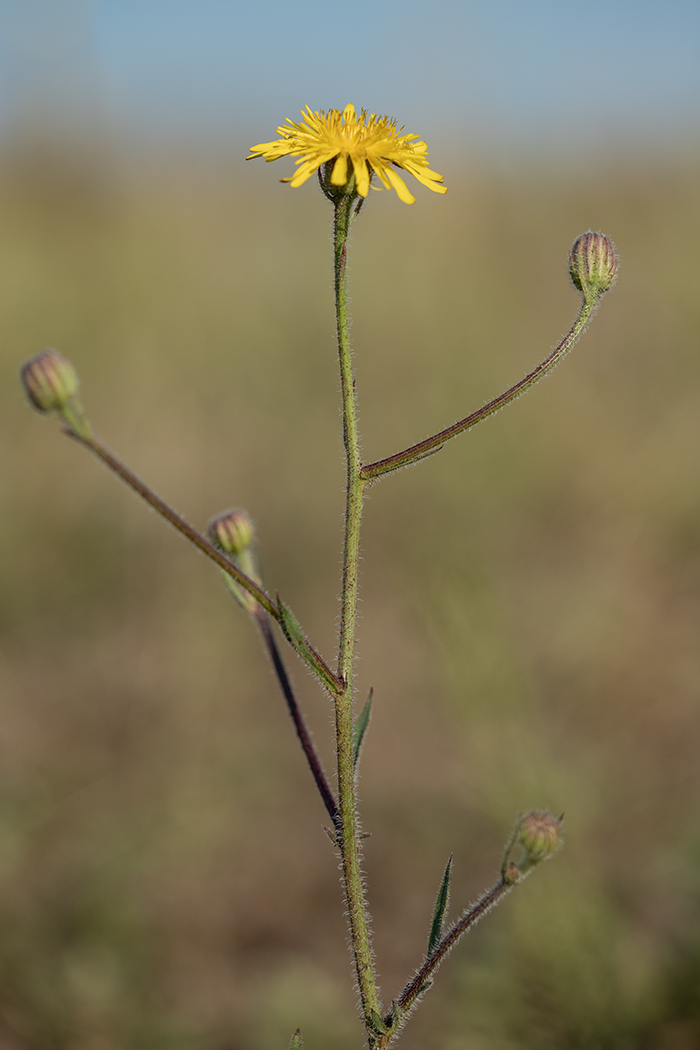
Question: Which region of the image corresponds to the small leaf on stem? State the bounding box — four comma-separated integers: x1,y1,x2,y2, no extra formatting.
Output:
427,854,453,957
277,599,341,694
278,600,305,646
352,688,373,770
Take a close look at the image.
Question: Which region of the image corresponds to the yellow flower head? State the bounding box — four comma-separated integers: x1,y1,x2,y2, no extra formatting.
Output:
248,104,447,205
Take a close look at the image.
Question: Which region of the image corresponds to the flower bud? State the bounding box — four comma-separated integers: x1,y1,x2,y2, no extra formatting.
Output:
208,508,261,615
569,231,618,300
517,810,562,864
208,508,255,555
20,349,92,439
21,349,80,413
501,810,563,881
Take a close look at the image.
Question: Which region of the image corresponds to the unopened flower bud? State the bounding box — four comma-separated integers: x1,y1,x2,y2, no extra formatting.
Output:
517,810,562,863
208,508,261,615
569,231,618,300
20,349,92,439
21,349,79,413
208,508,255,555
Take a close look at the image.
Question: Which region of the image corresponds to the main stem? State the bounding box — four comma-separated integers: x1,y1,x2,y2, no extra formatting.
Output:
333,193,380,1024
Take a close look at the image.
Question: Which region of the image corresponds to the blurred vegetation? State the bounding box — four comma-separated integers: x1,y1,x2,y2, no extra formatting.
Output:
2,138,700,1049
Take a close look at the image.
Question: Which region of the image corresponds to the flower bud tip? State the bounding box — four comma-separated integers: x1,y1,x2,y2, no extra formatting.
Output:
569,231,618,300
20,349,92,439
21,349,80,413
517,810,563,864
208,508,255,555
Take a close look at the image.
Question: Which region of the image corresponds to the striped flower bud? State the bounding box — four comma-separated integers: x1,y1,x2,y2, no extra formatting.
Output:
569,231,618,301
21,349,80,413
517,810,563,864
208,508,255,555
208,508,260,614
20,349,92,439
502,810,563,882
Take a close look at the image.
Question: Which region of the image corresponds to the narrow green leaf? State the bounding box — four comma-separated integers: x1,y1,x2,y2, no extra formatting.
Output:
278,599,306,648
352,688,373,770
289,1028,303,1050
427,854,453,957
277,599,339,693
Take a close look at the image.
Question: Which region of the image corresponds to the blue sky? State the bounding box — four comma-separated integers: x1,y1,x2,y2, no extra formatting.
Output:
1,0,699,157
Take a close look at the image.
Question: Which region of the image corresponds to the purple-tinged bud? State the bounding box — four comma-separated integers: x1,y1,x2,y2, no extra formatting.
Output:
517,810,563,864
569,231,618,300
208,508,255,555
502,811,563,883
20,349,92,439
208,508,261,614
21,349,79,413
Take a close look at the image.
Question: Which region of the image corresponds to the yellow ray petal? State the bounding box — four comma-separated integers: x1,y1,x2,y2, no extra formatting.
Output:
383,167,416,205
289,158,324,187
351,157,371,197
331,154,348,186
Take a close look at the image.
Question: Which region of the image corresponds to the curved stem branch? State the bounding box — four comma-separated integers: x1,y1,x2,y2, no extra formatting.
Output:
373,875,515,1050
361,296,598,482
396,876,511,1017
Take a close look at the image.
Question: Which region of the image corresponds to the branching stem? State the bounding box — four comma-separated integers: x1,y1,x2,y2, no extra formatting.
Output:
372,875,515,1050
41,209,612,1050
396,876,511,1015
70,430,342,690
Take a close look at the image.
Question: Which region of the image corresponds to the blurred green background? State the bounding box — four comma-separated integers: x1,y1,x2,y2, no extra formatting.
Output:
2,142,700,1049
3,1,700,1046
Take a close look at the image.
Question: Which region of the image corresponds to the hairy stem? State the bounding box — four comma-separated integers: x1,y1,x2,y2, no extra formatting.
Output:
362,295,598,481
373,876,514,1050
333,192,380,1023
396,876,512,1016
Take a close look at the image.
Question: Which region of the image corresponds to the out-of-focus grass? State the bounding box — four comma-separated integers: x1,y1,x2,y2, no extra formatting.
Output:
2,141,700,1049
